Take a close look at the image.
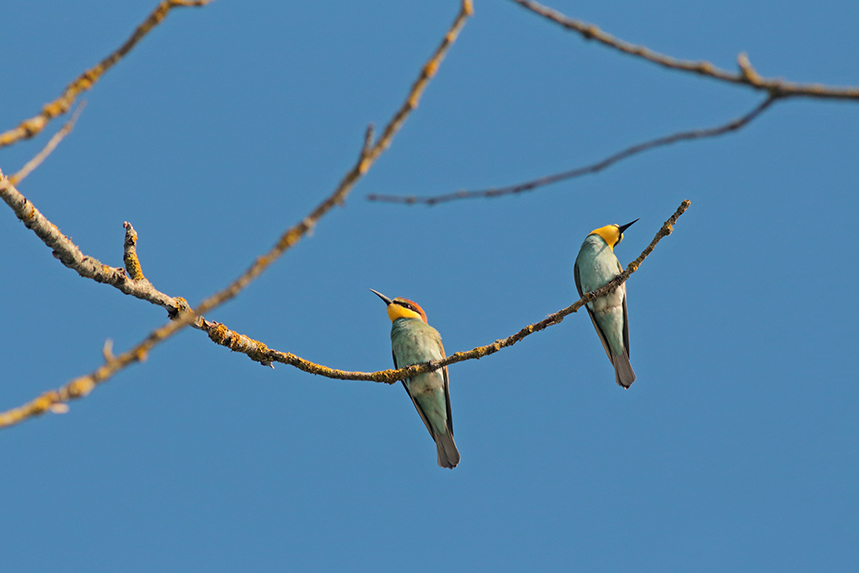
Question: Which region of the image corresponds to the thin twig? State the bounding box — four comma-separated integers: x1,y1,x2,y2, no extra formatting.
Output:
509,0,859,100
9,104,86,186
368,97,775,205
0,0,474,430
0,0,214,149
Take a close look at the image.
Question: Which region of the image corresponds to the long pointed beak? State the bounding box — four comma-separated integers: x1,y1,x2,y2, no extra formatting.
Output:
617,218,639,234
369,289,393,305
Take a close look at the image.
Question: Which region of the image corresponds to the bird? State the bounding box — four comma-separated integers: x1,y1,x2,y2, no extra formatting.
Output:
573,219,639,388
370,289,460,469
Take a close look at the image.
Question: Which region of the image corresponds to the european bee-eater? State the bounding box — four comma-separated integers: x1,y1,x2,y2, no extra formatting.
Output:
370,289,460,469
573,219,638,388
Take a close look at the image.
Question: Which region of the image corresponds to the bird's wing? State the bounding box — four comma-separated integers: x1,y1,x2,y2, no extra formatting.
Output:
574,262,584,298
394,350,435,440
622,291,630,358
439,340,453,436
575,261,613,361
617,259,629,357
408,393,436,440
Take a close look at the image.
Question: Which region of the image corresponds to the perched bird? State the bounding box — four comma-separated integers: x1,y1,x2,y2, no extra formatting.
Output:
573,219,639,388
370,289,460,469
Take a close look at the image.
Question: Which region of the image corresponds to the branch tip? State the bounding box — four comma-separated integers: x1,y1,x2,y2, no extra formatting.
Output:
511,0,859,100
122,221,146,281
102,339,115,362
737,52,761,84
369,99,772,205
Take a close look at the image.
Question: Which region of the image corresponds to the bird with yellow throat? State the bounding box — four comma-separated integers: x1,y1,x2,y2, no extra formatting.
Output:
573,219,638,388
370,289,460,468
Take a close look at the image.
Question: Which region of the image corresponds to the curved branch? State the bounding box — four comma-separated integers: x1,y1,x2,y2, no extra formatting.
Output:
0,0,475,430
0,0,215,149
0,197,685,430
509,0,859,100
178,200,691,383
368,97,775,205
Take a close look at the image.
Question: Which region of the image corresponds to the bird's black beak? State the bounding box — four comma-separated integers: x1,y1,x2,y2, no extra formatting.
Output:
369,289,393,305
617,219,639,234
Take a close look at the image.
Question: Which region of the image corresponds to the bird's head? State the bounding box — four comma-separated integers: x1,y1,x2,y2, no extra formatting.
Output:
589,219,638,250
369,289,428,323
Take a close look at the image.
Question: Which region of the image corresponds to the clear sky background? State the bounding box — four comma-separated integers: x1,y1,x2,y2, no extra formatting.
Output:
2,1,858,570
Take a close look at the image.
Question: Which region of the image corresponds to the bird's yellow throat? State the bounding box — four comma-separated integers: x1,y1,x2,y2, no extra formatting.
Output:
387,304,424,322
590,225,621,249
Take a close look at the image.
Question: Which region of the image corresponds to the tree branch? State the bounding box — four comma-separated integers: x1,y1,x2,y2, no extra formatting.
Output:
0,0,475,430
368,97,775,205
170,200,691,383
0,0,215,149
0,173,190,314
9,104,85,186
509,0,859,100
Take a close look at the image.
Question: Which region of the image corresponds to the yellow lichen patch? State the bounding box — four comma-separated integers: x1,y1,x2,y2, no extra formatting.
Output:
32,393,57,414
132,347,149,363
248,340,271,362
22,202,36,222
126,260,144,281
207,323,230,345
41,101,67,118
357,157,371,175
424,59,440,78
67,378,95,398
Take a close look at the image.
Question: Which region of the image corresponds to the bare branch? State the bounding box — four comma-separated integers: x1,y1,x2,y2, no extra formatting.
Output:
0,0,214,149
9,104,85,186
0,174,188,314
509,0,859,100
0,0,475,430
368,97,775,205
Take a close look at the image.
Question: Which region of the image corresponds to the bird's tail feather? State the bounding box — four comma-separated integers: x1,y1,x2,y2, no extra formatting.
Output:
613,352,636,388
435,431,460,469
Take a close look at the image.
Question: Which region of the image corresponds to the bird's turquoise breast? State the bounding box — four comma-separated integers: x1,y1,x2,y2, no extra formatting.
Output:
391,319,443,364
575,235,627,356
575,236,621,293
390,317,449,434
391,318,446,393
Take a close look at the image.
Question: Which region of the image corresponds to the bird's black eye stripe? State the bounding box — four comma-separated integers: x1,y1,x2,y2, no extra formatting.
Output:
395,300,415,312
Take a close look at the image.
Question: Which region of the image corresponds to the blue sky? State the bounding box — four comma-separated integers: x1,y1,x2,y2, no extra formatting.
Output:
2,0,858,570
